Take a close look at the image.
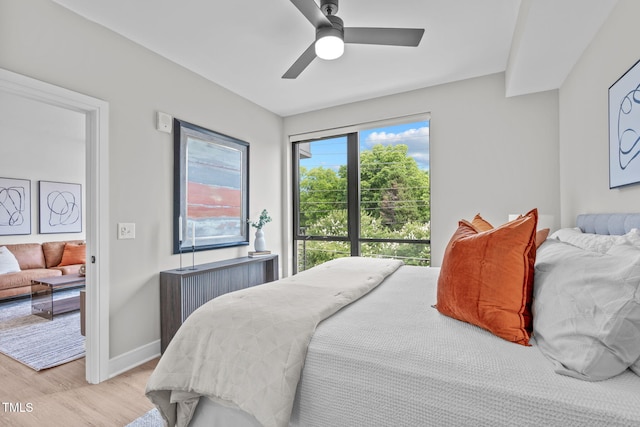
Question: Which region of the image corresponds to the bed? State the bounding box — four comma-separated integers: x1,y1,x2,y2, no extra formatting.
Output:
146,212,640,427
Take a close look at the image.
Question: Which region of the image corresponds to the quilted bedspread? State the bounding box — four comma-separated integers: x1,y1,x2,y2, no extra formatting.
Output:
145,256,403,427
290,265,640,426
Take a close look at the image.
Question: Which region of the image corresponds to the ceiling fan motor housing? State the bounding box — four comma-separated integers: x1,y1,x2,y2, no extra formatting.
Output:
316,15,344,41
321,0,339,17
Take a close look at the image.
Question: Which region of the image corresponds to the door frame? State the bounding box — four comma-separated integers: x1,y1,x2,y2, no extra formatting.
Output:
0,68,110,383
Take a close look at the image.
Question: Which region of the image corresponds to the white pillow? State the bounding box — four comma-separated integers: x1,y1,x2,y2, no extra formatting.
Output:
533,240,640,381
549,227,625,253
632,357,640,377
623,228,640,248
0,246,21,274
548,227,582,240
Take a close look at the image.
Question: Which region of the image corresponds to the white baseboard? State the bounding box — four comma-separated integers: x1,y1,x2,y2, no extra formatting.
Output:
108,339,161,378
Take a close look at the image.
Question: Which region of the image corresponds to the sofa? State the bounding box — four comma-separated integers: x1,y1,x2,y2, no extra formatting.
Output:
0,240,86,300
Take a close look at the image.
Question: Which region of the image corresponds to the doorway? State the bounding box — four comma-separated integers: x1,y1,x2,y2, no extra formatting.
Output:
0,68,110,383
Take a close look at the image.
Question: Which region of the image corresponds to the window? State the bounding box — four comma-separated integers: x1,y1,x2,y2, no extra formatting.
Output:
293,120,430,273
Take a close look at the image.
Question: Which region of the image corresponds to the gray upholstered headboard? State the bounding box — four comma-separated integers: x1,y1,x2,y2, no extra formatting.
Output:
576,213,640,235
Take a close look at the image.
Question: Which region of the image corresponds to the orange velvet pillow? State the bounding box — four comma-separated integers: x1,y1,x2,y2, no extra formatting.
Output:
471,213,549,249
58,243,86,266
536,228,550,248
436,208,538,346
470,213,493,232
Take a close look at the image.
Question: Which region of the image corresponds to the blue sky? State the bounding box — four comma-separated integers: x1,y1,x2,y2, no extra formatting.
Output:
300,120,430,171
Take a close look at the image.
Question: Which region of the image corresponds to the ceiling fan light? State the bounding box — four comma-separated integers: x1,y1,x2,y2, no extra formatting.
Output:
315,29,344,60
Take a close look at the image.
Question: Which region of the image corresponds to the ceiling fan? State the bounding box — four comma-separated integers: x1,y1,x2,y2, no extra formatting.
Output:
283,0,425,79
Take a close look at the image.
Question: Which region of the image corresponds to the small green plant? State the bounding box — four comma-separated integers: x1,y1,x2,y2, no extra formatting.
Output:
248,209,272,229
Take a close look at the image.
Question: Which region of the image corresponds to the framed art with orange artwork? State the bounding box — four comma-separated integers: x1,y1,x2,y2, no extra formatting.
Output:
173,119,249,253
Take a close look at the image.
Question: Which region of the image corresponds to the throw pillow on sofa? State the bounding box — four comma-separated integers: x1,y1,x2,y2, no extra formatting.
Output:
58,242,86,266
0,246,21,274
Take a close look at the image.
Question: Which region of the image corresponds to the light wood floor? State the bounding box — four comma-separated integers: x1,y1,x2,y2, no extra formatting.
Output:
0,353,159,427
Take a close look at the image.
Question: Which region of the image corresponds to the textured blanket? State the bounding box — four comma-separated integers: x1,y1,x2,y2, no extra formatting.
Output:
146,257,403,427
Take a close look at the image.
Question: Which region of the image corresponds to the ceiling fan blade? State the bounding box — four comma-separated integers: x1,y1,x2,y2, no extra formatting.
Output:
290,0,331,28
344,27,425,47
282,42,317,79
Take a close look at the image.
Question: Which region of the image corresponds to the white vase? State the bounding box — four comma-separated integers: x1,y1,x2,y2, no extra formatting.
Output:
254,229,266,252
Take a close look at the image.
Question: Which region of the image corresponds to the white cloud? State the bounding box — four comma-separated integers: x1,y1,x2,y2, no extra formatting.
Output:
366,127,429,145
364,126,430,169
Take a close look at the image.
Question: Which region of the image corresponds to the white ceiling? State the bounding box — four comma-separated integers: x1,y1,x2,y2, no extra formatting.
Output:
51,0,618,117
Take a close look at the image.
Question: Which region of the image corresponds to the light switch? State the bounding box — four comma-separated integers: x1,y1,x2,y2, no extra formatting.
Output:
117,223,136,239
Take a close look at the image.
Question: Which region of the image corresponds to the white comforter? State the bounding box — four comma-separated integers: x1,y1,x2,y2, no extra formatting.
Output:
146,257,403,427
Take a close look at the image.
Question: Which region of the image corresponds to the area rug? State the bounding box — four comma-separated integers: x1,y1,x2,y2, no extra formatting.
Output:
0,290,85,371
126,408,163,427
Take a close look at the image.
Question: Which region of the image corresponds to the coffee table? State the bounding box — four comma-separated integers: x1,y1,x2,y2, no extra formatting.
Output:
31,273,86,320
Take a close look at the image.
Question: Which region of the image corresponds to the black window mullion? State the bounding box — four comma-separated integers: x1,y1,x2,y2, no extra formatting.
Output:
292,143,302,238
347,133,360,256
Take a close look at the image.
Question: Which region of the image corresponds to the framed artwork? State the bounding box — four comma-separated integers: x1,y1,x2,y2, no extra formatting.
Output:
173,118,249,253
39,181,82,233
0,177,31,236
609,58,640,188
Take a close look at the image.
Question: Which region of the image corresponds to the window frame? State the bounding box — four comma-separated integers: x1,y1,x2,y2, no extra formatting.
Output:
292,121,430,273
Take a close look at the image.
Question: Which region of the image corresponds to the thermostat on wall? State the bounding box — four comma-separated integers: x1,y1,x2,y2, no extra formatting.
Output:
157,111,173,133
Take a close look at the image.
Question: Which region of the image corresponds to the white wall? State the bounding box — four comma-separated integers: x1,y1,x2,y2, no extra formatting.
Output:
284,73,560,266
559,0,640,226
0,0,284,359
0,92,86,243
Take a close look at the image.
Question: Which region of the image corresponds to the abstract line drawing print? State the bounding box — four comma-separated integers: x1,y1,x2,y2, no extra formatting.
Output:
0,186,26,226
0,177,31,235
46,190,80,227
616,83,640,171
39,181,82,234
609,58,640,188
